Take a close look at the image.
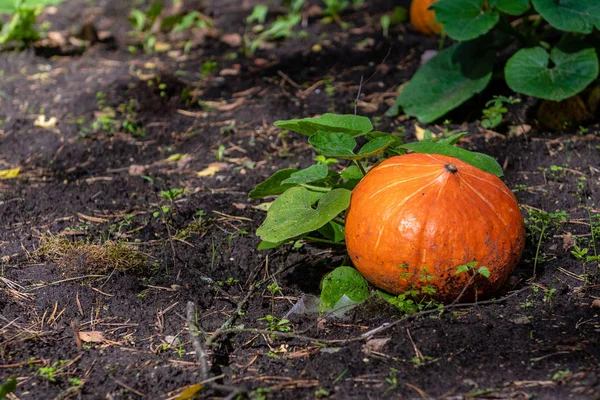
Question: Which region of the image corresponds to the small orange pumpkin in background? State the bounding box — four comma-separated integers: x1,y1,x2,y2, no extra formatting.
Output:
410,0,442,36
345,153,525,303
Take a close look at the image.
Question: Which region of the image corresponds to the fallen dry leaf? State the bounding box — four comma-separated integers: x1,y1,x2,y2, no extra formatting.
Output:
203,98,245,112
414,124,436,141
509,124,532,137
253,58,269,66
197,162,228,177
562,232,576,252
79,331,106,343
34,115,58,129
154,42,172,52
220,33,242,47
165,153,187,162
355,100,379,113
219,68,240,76
129,164,147,176
306,4,323,17
78,213,108,224
362,337,390,354
47,31,67,46
0,168,20,180
175,383,203,400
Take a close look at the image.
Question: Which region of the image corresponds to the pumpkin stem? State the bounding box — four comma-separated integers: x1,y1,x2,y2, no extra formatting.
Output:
444,164,458,173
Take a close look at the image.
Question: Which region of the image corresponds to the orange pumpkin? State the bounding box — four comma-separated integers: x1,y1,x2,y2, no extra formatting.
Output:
410,0,442,36
345,153,525,303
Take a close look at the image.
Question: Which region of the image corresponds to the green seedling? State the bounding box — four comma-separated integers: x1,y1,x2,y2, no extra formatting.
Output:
267,282,282,295
552,369,571,381
177,210,212,240
385,367,398,390
257,314,291,337
525,209,567,279
174,345,186,358
542,287,556,303
0,377,16,398
37,360,70,383
200,61,218,78
215,277,239,287
68,377,83,387
244,0,304,55
247,4,268,25
249,387,271,400
128,2,211,54
380,15,391,38
456,261,491,278
89,96,145,138
480,96,520,129
322,0,349,23
161,188,184,201
411,355,434,366
0,0,66,47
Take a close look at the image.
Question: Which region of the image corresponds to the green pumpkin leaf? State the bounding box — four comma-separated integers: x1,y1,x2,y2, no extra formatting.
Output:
401,141,504,177
437,132,466,145
257,240,284,250
281,163,329,185
433,0,499,41
249,168,298,199
490,0,530,15
0,377,16,399
319,266,370,310
275,114,373,137
256,187,351,243
317,221,345,243
357,136,395,157
366,131,406,155
397,40,495,123
341,165,363,181
309,132,357,157
505,46,599,101
309,132,396,160
531,0,600,34
0,0,66,13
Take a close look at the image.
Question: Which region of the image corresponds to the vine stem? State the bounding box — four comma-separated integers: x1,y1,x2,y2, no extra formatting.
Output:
205,287,529,345
304,236,345,245
186,301,209,381
355,160,367,176
333,217,346,226
531,225,546,281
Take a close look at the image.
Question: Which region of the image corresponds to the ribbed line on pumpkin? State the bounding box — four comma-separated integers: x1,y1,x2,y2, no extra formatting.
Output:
458,175,508,226
366,169,442,201
375,163,442,170
459,170,515,198
424,153,447,163
373,173,447,252
434,172,451,202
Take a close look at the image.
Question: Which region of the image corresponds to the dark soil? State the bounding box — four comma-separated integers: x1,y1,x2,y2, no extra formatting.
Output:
1,0,600,399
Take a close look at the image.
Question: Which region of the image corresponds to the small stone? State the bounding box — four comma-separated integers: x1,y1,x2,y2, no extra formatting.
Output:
510,315,531,325
220,33,242,47
592,299,600,309
165,336,180,346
